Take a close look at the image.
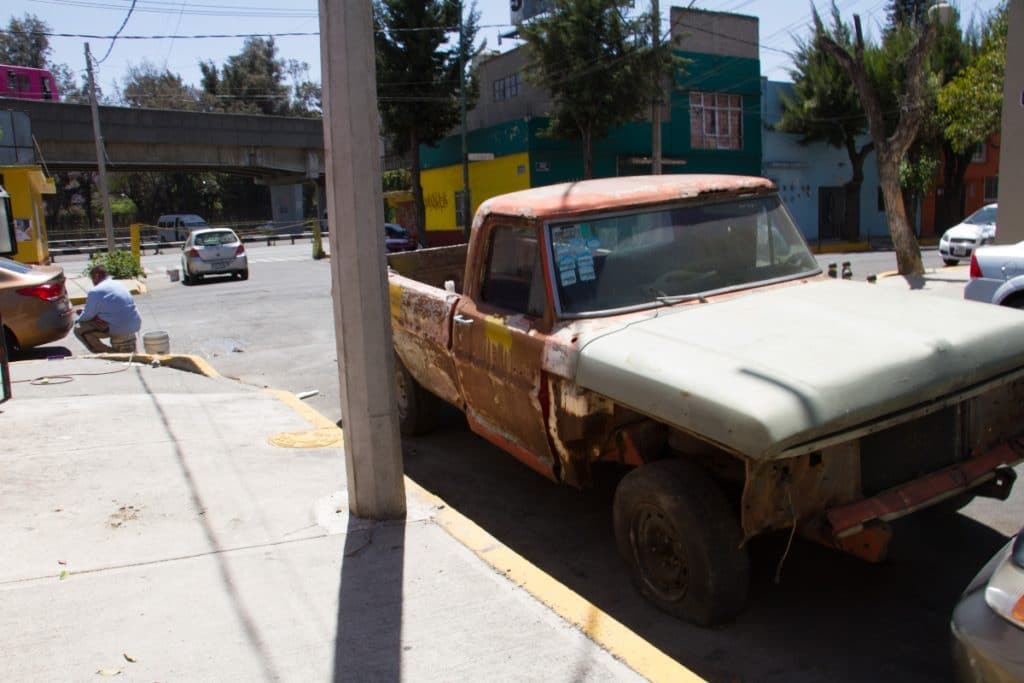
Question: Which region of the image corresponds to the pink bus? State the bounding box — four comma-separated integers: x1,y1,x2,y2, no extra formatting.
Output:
0,65,60,101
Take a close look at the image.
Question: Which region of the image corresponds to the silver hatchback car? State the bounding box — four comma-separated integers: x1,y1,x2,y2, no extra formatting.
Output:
181,228,249,284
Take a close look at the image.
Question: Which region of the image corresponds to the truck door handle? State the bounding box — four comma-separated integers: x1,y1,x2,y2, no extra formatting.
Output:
453,314,474,326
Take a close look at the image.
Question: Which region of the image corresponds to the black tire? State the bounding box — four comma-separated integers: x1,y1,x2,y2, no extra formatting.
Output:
395,356,440,436
1002,294,1024,310
613,460,750,626
943,258,959,266
239,269,249,281
1,325,18,359
182,270,192,285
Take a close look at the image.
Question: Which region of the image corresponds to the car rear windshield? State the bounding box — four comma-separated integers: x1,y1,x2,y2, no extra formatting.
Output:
195,231,238,246
548,194,820,316
0,256,31,274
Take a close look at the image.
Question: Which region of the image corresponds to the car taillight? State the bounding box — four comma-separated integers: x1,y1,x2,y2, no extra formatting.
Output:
969,253,982,279
17,282,64,302
188,247,200,257
235,244,245,255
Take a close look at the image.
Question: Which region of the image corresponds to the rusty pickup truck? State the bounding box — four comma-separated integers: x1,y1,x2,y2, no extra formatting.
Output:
387,175,1024,625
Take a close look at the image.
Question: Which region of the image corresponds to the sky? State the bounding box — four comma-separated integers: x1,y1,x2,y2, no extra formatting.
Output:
4,0,1005,100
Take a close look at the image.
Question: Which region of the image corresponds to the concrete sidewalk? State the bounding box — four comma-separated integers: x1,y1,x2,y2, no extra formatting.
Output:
0,356,694,682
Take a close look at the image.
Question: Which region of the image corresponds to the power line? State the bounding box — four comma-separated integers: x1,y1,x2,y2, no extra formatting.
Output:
97,0,139,64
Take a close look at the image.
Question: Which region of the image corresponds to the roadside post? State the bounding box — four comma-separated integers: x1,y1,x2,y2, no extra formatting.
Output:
130,223,142,261
318,0,406,519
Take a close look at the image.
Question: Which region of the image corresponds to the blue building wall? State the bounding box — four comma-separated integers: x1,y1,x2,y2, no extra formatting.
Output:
760,78,888,243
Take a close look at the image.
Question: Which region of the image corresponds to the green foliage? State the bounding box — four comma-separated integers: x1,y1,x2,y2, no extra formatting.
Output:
779,6,866,149
0,14,51,67
382,169,412,192
84,250,145,280
899,153,940,198
520,0,682,176
937,4,1006,153
119,62,203,110
200,37,292,115
374,0,482,156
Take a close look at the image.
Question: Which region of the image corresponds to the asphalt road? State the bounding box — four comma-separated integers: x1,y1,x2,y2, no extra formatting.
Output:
46,241,1020,683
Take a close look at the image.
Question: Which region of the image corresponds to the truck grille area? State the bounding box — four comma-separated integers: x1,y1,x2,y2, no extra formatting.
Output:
859,406,960,497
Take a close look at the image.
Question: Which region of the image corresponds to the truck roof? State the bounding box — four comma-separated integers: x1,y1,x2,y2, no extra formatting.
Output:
477,174,776,222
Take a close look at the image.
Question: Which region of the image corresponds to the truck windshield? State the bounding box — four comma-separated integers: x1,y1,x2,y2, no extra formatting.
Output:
548,194,819,316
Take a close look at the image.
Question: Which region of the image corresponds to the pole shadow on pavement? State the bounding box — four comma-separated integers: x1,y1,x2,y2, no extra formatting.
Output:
333,517,405,682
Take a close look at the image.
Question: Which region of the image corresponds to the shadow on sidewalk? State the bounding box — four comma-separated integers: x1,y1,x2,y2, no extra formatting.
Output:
333,518,405,682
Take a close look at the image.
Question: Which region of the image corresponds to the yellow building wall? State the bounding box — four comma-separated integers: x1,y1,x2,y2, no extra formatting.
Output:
0,166,56,264
420,152,531,233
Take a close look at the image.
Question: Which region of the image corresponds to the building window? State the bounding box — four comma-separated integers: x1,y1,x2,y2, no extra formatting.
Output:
689,92,742,150
971,142,987,164
984,176,998,202
492,73,521,102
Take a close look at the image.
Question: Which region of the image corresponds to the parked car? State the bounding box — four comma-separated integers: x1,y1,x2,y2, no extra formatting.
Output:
181,228,248,284
0,256,73,354
964,241,1024,308
157,214,209,243
951,526,1024,682
940,203,998,266
385,223,419,253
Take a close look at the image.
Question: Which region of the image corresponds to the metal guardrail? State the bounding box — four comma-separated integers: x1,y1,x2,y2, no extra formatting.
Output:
49,230,322,260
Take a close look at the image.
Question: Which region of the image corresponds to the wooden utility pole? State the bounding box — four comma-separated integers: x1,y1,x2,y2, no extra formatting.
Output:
84,43,115,253
318,0,406,519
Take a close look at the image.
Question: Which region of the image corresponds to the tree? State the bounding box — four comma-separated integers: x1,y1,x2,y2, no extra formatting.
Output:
200,37,291,115
375,0,481,238
0,14,51,68
119,62,203,110
937,5,1006,154
814,4,949,275
519,0,678,179
778,5,873,241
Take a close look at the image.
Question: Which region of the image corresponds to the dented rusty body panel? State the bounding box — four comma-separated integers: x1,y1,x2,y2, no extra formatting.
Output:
388,174,1024,559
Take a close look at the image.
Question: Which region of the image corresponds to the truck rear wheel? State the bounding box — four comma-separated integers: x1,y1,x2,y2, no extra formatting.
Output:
613,460,750,626
395,356,440,436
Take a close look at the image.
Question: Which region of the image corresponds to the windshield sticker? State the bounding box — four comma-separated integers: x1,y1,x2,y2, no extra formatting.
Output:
586,237,601,251
576,253,595,281
559,266,577,287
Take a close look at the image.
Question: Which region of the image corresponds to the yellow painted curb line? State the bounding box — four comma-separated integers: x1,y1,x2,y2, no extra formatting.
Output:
91,352,220,377
265,389,344,448
408,480,704,683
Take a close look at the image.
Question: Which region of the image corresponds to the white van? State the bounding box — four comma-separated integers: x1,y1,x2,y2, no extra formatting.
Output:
156,214,209,243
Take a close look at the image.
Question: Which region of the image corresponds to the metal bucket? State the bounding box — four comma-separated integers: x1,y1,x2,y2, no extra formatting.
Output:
143,330,170,355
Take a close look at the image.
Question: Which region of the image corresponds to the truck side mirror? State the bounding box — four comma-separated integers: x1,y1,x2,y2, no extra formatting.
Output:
0,186,15,257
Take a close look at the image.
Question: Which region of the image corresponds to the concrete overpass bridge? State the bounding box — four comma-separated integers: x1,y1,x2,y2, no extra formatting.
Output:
2,98,325,179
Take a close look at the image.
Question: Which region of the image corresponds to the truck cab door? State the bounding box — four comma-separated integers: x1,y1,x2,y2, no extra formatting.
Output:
452,223,557,480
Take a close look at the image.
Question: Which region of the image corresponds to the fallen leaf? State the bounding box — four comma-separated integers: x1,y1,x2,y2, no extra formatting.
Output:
58,570,68,580
122,652,136,663
95,668,122,676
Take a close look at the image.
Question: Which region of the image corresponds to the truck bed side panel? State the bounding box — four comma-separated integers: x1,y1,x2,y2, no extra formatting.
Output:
389,272,462,408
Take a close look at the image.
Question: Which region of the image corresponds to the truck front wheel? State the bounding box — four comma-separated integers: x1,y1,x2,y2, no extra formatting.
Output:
613,460,750,626
395,357,441,436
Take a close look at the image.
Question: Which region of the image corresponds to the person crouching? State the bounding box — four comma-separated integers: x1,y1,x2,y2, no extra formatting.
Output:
74,265,142,353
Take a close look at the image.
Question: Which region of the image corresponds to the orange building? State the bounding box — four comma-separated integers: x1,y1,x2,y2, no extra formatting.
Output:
921,134,1000,236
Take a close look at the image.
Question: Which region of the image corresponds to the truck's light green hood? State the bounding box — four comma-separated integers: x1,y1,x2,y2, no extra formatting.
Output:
575,281,1024,459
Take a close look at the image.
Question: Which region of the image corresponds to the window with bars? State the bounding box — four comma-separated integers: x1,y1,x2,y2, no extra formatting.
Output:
493,72,521,102
689,92,743,150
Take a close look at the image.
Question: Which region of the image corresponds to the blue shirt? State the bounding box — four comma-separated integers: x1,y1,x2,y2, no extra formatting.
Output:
77,277,142,336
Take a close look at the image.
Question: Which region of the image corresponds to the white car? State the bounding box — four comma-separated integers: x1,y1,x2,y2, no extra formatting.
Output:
939,203,997,265
181,228,249,284
964,241,1024,308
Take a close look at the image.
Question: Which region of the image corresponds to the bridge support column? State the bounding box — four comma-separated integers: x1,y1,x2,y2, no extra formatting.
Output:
269,184,304,232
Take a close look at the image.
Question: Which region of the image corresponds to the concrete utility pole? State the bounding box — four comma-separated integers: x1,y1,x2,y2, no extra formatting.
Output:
998,0,1024,245
84,43,116,253
650,0,662,175
318,0,406,519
